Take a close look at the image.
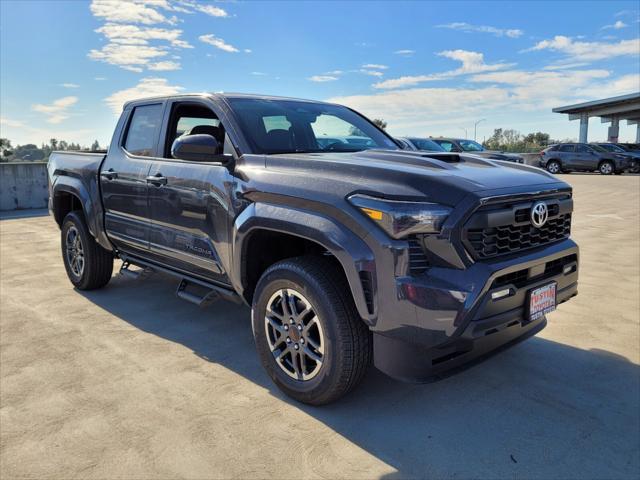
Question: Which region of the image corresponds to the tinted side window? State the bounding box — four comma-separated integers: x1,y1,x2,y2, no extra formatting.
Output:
436,141,455,152
558,145,574,153
124,104,163,157
576,145,590,153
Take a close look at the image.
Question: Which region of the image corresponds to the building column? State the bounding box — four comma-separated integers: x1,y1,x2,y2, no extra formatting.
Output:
579,114,589,143
607,117,620,143
636,124,640,143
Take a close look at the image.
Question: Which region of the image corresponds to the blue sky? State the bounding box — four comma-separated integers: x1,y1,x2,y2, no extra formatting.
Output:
1,0,639,147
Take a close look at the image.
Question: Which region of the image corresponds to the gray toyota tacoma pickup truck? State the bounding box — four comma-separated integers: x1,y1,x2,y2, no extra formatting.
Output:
48,93,579,404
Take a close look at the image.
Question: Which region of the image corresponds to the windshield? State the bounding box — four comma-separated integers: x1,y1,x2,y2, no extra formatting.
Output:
408,138,445,152
459,140,485,152
227,97,399,154
598,143,625,153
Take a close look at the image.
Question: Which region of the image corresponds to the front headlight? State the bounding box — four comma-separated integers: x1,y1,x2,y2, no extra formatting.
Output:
348,194,452,239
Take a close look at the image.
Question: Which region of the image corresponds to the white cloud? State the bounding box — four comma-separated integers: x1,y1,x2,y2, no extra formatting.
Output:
542,62,590,70
394,49,415,56
329,67,637,137
330,87,511,133
89,2,238,72
470,68,612,109
362,64,388,69
90,0,174,25
360,69,384,77
251,71,267,76
374,49,513,89
199,34,239,52
31,96,78,124
437,22,523,38
95,23,193,48
94,77,107,81
88,43,167,72
0,117,25,128
60,83,80,88
148,60,181,71
244,49,252,53
325,70,343,75
104,77,184,114
308,75,339,82
524,35,640,62
602,20,627,30
196,4,228,17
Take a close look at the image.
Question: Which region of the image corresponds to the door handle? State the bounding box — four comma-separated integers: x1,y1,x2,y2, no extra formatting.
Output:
146,173,168,186
100,168,118,180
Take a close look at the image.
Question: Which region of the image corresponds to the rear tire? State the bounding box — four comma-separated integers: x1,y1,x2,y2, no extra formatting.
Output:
599,161,614,175
546,160,561,174
252,256,372,405
61,211,113,290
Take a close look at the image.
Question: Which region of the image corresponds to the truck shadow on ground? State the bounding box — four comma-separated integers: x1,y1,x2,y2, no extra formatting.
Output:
80,271,640,479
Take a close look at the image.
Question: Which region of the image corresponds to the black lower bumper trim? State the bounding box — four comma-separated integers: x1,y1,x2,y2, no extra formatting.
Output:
374,316,547,383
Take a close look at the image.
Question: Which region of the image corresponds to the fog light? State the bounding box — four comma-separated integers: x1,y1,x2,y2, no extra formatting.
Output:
491,288,512,300
563,264,575,275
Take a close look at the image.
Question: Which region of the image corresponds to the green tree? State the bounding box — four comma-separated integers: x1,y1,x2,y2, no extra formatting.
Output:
91,140,100,151
372,118,387,130
13,144,44,161
0,138,13,161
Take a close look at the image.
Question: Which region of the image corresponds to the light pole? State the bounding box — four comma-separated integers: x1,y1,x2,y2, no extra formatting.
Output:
474,118,486,141
459,127,468,138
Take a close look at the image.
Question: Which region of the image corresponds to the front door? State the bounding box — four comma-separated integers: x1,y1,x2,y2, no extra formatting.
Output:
575,144,598,170
101,103,164,256
146,100,235,285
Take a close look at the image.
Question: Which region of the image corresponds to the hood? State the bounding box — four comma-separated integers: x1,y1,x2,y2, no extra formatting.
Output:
263,149,568,206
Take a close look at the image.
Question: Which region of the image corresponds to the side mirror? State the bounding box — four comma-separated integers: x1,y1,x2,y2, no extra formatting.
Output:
171,134,222,162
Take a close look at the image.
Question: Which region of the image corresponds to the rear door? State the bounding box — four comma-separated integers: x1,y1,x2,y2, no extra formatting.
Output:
556,144,576,168
146,99,236,285
101,102,164,255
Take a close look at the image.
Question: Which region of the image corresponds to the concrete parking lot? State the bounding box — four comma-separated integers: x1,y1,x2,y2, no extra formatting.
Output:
1,174,638,479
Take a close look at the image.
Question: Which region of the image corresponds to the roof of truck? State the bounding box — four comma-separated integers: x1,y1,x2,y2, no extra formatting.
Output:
122,92,331,109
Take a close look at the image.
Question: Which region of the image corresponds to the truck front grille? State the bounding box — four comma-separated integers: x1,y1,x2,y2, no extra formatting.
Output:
464,195,572,260
408,237,430,275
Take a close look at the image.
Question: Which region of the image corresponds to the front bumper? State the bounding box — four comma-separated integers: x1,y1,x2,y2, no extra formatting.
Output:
372,238,579,382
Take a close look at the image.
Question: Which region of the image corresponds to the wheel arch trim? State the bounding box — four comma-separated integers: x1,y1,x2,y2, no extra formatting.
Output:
232,202,377,323
51,177,113,251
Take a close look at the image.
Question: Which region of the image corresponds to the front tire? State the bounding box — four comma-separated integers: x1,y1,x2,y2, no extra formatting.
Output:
546,160,561,174
599,161,614,175
252,256,372,405
61,211,113,290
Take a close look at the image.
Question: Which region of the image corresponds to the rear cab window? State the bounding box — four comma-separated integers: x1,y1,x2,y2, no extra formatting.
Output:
123,104,163,157
558,145,575,153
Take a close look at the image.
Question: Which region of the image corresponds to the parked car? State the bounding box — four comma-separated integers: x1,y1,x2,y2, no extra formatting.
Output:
594,143,640,159
48,93,579,405
594,143,640,172
431,137,525,163
540,143,637,175
396,137,445,152
617,143,640,152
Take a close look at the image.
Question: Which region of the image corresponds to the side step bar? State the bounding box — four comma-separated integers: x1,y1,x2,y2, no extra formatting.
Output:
176,279,221,307
119,261,153,280
118,254,242,306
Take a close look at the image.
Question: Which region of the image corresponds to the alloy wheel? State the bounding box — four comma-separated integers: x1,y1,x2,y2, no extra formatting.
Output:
264,288,325,381
65,225,84,277
600,162,613,175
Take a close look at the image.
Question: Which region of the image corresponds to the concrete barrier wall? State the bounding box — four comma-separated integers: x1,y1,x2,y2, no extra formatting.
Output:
0,162,48,211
